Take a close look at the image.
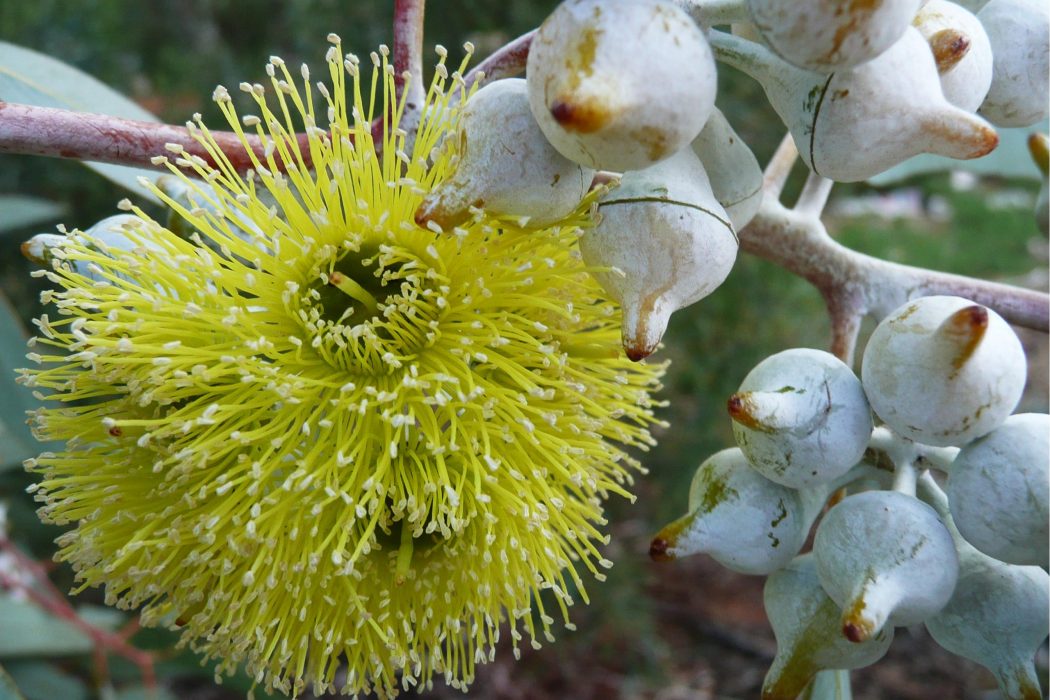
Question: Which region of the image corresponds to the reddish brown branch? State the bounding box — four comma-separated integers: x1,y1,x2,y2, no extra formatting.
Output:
393,0,426,110
463,30,535,88
0,537,155,690
0,100,312,175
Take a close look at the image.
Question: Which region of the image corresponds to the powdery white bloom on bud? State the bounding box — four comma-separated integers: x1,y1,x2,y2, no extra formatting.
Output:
747,0,924,71
712,28,999,182
728,348,873,489
814,490,959,643
649,448,826,575
913,0,994,111
978,0,1050,127
580,149,738,360
861,295,1026,447
415,79,593,229
762,554,893,700
924,503,1049,700
690,107,764,230
947,413,1049,567
526,0,717,171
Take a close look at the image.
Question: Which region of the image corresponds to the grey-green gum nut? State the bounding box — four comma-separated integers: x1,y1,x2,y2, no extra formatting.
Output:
414,78,593,229
747,0,923,72
581,148,738,361
977,0,1050,127
690,107,763,230
860,295,1026,447
709,28,999,182
947,413,1050,567
762,554,893,700
649,448,826,575
728,348,873,490
814,490,959,643
920,476,1049,700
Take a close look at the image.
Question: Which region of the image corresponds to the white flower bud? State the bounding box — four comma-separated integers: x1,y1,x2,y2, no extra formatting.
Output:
913,0,994,111
712,28,999,182
650,448,826,575
580,149,738,360
526,0,717,171
690,107,764,230
728,348,873,489
925,502,1049,700
977,0,1050,127
22,215,159,282
947,413,1049,567
861,296,1026,447
747,0,924,71
763,554,893,700
814,490,959,642
415,79,593,228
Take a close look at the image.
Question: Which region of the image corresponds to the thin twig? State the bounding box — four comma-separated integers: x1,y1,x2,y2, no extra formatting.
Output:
0,101,314,175
462,30,535,89
763,132,798,201
393,0,426,111
0,538,156,690
740,197,1050,339
795,170,834,217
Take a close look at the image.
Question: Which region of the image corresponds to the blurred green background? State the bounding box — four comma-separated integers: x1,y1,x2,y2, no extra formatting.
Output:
0,2,1046,699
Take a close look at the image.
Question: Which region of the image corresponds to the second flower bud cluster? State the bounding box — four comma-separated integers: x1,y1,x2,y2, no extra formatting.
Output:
651,295,1049,700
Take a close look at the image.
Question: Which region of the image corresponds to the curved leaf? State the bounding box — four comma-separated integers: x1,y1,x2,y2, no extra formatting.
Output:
0,292,43,471
0,664,27,700
0,42,161,203
0,196,66,236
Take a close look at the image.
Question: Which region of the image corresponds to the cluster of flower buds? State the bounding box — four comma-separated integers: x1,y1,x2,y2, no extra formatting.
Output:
652,295,1048,699
409,0,1047,363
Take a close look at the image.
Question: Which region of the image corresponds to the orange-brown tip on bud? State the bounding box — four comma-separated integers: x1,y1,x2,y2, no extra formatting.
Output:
625,344,653,362
649,536,672,562
549,98,609,134
842,621,868,643
726,392,767,432
1029,133,1049,176
941,304,989,372
929,28,971,74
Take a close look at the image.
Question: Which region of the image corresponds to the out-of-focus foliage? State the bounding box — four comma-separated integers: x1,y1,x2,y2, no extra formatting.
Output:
0,2,1045,699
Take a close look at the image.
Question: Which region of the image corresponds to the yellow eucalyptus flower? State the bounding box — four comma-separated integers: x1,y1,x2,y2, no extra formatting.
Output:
20,36,665,697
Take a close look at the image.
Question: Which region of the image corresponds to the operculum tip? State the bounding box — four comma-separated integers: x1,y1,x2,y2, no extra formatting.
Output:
929,28,971,74
1029,133,1049,176
938,303,989,371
